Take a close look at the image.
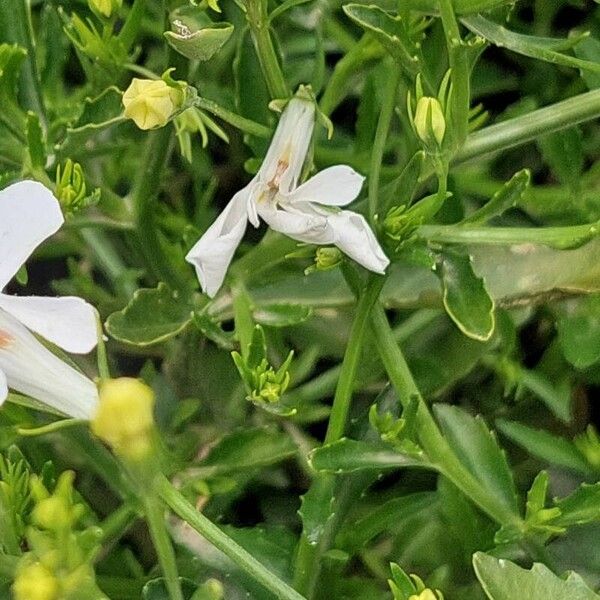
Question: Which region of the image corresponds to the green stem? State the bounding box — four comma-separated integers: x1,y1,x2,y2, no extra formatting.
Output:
245,0,289,99
156,475,306,600
292,275,385,597
16,419,86,437
417,221,599,247
143,496,184,600
194,96,271,138
0,0,46,124
455,89,600,165
371,304,522,528
231,279,255,359
100,502,140,543
132,127,189,293
118,0,150,53
368,60,400,222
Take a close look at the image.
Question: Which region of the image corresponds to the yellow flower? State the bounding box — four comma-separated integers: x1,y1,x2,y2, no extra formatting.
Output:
414,97,446,147
13,562,59,600
91,378,155,461
409,590,439,600
122,79,183,130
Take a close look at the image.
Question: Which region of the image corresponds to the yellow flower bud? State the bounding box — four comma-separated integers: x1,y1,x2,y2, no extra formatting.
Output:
409,589,439,600
88,0,121,18
122,79,183,130
91,378,155,461
33,496,72,530
13,562,59,600
414,97,446,148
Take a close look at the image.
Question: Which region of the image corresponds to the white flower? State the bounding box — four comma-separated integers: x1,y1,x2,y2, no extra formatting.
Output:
0,181,99,419
186,93,390,297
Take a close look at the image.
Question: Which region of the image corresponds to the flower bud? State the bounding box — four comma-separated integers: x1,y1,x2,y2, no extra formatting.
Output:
315,247,342,270
91,378,155,461
414,97,446,148
409,590,440,600
88,0,121,18
122,79,184,130
13,562,59,600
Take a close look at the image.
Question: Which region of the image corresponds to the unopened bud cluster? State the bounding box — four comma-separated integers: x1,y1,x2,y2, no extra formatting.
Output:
122,78,185,130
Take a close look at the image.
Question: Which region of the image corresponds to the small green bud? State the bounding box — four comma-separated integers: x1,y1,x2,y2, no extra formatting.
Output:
574,425,600,469
315,247,342,270
88,0,121,18
414,97,446,148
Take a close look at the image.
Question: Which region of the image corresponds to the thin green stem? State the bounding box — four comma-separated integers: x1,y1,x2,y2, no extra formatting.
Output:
100,503,140,543
143,496,184,600
0,0,46,124
156,475,306,600
245,0,289,99
118,0,150,53
16,419,86,437
131,127,189,293
417,221,599,247
368,61,400,222
194,96,271,138
455,89,600,165
231,279,255,359
371,304,522,529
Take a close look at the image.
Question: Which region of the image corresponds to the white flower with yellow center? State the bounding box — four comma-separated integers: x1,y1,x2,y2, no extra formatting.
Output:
186,92,390,297
0,181,99,419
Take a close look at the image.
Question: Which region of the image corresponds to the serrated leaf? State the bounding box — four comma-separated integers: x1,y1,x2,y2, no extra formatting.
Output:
462,15,600,74
105,283,193,346
308,438,431,474
342,4,420,74
553,483,600,528
435,405,518,515
253,303,312,327
436,248,496,341
496,419,591,476
462,170,530,225
473,552,600,600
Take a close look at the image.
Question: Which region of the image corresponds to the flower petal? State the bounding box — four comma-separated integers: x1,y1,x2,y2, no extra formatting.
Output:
289,165,365,206
0,369,7,405
0,294,98,354
259,202,331,245
259,98,315,194
327,210,390,274
0,181,64,289
186,184,251,297
0,309,99,419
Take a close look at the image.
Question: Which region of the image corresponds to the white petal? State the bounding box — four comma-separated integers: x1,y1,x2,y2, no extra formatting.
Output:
186,184,251,298
0,294,98,354
289,166,365,206
327,210,390,274
259,98,315,194
0,181,64,289
258,201,332,245
0,309,98,419
0,369,7,405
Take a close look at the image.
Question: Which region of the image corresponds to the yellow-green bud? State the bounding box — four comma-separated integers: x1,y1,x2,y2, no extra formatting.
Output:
88,0,121,18
122,79,183,130
414,97,446,148
91,378,155,461
409,590,439,600
13,562,59,600
315,247,342,270
33,496,72,531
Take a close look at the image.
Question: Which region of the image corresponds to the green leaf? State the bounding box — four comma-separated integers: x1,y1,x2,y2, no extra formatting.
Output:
461,170,530,225
462,15,600,74
436,248,496,341
538,129,584,192
25,111,45,171
382,151,426,214
105,283,193,346
525,471,550,521
194,427,297,478
342,4,420,74
165,7,233,61
496,419,591,476
473,552,600,600
192,311,235,350
434,405,518,515
553,483,600,528
298,476,336,545
575,36,600,90
308,438,431,474
557,296,600,369
253,303,313,327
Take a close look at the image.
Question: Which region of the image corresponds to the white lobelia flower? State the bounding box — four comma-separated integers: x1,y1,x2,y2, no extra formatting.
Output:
0,181,99,419
186,90,390,297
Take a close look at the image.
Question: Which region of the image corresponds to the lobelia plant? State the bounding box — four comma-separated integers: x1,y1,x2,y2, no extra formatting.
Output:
1,0,600,599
